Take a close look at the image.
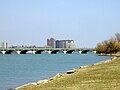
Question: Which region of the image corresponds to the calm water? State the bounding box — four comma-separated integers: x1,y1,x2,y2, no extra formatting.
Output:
0,53,110,90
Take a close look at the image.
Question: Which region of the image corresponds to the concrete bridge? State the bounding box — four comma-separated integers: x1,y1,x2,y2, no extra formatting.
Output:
0,47,95,54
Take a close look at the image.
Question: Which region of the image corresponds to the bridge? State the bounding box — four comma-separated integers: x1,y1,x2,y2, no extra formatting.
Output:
0,47,95,54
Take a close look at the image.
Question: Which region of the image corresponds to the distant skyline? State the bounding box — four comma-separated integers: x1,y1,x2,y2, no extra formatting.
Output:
0,0,120,48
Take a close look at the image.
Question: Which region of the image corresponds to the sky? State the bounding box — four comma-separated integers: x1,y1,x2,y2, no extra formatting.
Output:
0,0,120,48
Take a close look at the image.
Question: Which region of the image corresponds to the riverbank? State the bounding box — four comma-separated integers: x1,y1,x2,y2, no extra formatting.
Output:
16,55,120,90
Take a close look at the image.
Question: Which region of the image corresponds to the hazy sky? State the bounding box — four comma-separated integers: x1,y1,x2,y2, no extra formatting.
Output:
0,0,120,48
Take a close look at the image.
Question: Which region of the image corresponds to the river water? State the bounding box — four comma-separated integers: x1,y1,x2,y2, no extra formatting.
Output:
0,53,110,90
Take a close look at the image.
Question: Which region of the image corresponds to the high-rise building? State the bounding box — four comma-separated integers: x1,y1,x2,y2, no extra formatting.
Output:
47,38,56,48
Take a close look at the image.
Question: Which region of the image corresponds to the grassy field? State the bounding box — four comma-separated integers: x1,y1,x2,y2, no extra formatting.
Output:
17,57,120,90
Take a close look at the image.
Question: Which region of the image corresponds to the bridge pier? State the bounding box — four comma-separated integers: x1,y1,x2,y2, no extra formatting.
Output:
79,51,82,54
16,51,21,54
47,51,51,54
63,51,67,54
1,51,6,54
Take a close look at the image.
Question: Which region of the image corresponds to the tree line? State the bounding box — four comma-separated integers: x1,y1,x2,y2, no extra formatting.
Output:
95,33,120,54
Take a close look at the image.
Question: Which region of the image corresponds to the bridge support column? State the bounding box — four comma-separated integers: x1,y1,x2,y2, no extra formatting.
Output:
1,51,6,54
17,51,21,54
63,51,67,54
47,51,51,54
79,51,82,54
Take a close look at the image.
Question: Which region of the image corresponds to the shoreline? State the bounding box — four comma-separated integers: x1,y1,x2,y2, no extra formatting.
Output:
15,55,118,90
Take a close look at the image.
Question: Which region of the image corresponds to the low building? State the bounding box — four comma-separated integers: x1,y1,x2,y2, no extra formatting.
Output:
66,41,75,49
0,42,9,48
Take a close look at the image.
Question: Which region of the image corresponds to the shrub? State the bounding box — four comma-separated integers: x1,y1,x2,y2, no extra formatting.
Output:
95,33,120,54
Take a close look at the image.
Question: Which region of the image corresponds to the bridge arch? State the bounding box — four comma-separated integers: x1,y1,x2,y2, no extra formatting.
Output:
35,50,45,54
11,51,18,54
5,50,16,54
51,50,60,54
20,50,29,54
0,51,3,54
81,50,90,54
66,50,75,54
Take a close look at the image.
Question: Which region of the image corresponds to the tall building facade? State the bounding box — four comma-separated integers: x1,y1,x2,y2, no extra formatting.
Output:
47,38,56,48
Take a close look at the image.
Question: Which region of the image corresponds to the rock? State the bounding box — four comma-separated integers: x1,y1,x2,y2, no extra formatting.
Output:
50,73,63,80
80,65,88,68
15,82,37,90
30,82,37,85
112,57,117,60
54,73,62,78
104,60,111,63
37,79,48,84
66,70,75,74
